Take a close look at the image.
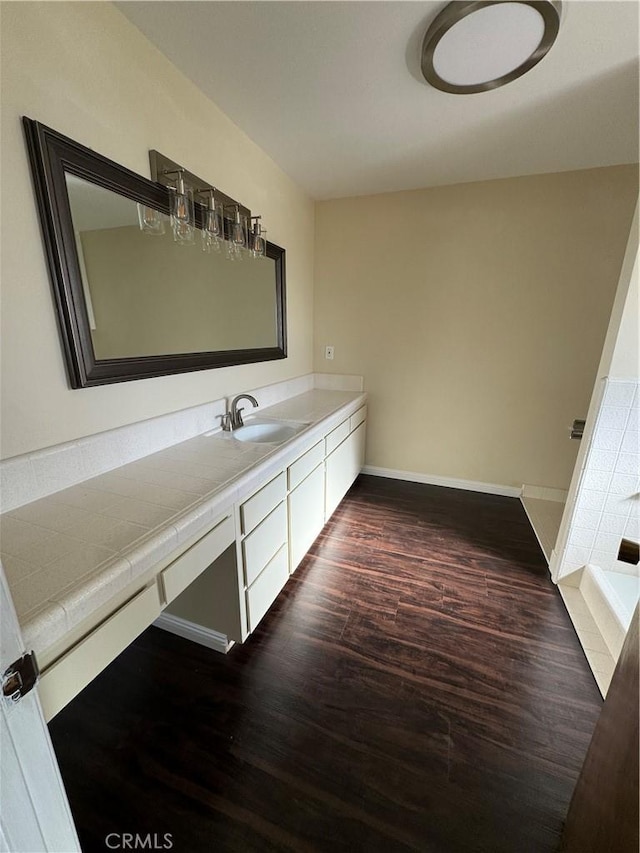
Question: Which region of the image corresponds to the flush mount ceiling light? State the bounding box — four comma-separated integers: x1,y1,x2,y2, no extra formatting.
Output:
421,1,562,95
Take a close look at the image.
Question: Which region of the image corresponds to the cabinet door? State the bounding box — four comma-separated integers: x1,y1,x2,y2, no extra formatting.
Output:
325,422,366,520
352,419,366,472
288,464,325,573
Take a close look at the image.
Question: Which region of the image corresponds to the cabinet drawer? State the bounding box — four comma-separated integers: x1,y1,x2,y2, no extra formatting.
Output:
325,418,350,455
246,545,288,632
240,472,286,535
38,583,161,721
350,406,367,431
161,514,234,604
288,440,324,491
242,501,287,586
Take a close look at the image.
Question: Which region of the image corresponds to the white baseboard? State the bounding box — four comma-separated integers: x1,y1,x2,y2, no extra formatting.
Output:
360,465,521,498
154,612,233,654
521,484,568,502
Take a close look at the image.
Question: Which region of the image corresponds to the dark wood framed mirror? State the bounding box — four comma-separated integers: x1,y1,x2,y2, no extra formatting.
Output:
23,118,287,388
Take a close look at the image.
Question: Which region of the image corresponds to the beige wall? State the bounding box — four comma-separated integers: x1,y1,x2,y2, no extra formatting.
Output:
314,167,638,490
0,2,314,460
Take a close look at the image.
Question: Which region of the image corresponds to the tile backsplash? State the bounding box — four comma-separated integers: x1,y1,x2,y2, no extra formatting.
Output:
562,378,639,576
0,373,340,513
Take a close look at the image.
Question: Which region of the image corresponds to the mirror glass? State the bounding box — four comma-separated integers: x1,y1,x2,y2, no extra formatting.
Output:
65,174,279,360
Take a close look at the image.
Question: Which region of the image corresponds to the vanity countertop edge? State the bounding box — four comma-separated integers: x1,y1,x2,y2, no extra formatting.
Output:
0,389,367,658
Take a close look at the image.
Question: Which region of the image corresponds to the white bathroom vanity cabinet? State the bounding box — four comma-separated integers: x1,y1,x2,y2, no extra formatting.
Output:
15,394,367,721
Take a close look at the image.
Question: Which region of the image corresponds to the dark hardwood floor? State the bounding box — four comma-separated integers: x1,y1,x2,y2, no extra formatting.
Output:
49,475,602,853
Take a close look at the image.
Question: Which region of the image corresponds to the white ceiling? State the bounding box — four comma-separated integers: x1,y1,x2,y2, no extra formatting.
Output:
118,1,639,200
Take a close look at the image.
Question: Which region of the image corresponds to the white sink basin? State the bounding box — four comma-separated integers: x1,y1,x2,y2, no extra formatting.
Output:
232,418,308,444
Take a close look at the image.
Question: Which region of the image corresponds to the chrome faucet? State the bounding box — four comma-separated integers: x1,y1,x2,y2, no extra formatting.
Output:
229,394,258,429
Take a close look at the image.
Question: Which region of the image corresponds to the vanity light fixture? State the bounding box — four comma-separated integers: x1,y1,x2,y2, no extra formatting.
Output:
421,0,562,95
149,150,266,261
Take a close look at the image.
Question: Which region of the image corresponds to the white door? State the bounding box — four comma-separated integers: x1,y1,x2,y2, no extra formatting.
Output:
0,562,79,852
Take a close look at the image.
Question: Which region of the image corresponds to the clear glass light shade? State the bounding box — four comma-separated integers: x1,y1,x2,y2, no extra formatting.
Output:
232,208,247,248
226,240,244,261
201,196,223,254
250,220,266,258
225,206,247,261
137,203,165,236
169,177,195,245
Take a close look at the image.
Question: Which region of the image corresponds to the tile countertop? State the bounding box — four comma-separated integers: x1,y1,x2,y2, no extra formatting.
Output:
0,390,366,657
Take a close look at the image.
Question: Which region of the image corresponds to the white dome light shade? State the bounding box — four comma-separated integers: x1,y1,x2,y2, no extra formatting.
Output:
433,4,545,86
422,1,562,94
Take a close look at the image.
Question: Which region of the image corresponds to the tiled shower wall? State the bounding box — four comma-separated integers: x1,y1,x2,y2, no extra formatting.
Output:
561,378,639,577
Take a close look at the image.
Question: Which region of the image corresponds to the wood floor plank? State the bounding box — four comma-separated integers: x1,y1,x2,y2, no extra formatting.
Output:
48,474,602,852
